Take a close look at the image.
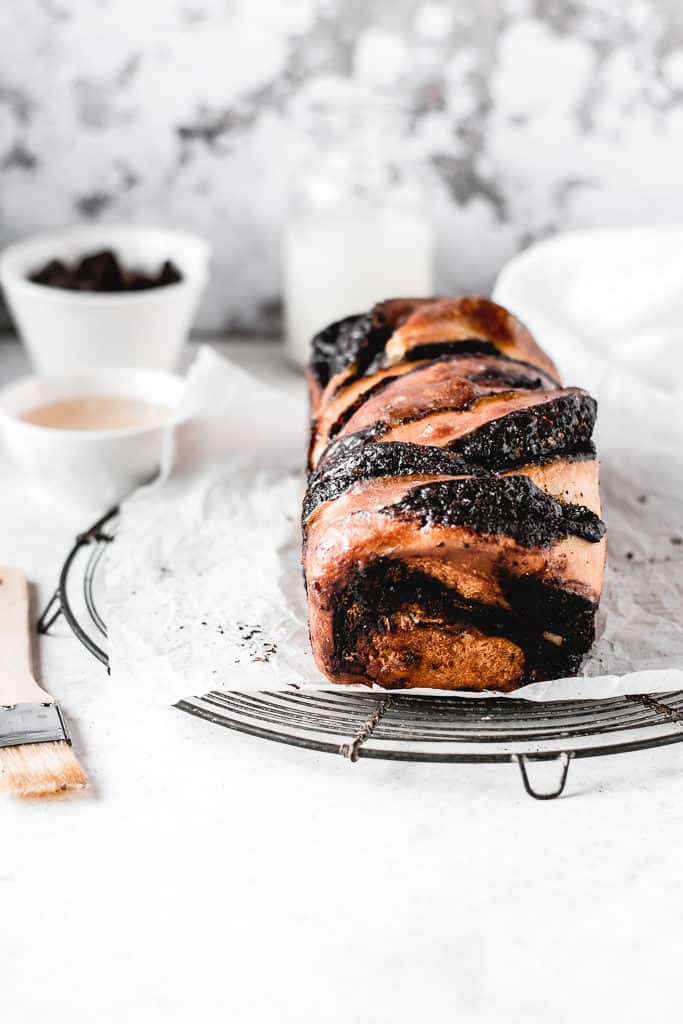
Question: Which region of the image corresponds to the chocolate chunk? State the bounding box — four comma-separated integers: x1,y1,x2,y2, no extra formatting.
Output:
29,259,73,289
157,259,182,287
76,250,125,291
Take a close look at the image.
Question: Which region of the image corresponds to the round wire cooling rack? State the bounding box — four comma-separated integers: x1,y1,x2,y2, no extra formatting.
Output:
38,506,683,799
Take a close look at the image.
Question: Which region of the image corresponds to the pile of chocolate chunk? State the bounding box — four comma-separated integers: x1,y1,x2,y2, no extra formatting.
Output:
28,249,183,292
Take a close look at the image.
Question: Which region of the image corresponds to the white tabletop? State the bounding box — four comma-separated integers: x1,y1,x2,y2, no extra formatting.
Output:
1,338,681,1024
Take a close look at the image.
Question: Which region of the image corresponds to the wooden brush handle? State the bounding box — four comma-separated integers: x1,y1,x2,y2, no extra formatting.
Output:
0,568,51,705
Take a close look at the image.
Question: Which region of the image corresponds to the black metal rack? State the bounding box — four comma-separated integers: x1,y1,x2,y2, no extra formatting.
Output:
38,508,683,799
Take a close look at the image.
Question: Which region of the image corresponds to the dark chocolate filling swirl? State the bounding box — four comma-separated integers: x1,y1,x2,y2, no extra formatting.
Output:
326,353,554,443
401,340,561,388
333,338,562,396
448,392,597,468
327,391,595,461
381,475,605,547
311,296,562,395
304,439,476,522
310,313,393,390
327,372,405,441
303,428,597,523
331,557,597,683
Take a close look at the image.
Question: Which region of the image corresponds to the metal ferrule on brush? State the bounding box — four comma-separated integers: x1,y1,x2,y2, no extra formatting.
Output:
0,702,71,750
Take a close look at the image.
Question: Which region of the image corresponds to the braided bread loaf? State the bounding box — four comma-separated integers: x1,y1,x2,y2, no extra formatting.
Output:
303,297,606,691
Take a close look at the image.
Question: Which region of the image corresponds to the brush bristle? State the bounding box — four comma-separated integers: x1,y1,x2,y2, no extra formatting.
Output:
0,741,88,798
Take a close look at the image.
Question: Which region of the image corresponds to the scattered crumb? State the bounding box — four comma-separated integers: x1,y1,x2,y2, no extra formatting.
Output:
671,537,682,546
637,494,647,504
543,631,564,646
626,551,633,560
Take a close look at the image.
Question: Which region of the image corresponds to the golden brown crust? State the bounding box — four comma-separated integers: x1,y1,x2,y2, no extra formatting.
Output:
386,296,559,381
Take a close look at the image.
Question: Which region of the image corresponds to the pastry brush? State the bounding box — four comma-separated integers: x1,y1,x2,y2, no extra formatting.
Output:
0,568,87,797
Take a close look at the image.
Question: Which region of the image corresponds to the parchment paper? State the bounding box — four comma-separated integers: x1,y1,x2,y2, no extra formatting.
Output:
106,231,683,703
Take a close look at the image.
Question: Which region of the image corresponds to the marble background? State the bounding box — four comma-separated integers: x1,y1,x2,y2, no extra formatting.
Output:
1,0,682,334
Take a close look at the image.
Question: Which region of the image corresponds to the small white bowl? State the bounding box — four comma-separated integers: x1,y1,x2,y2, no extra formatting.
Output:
0,224,210,373
0,366,185,508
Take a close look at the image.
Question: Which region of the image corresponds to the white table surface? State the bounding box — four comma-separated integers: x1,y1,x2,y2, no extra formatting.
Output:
1,338,682,1024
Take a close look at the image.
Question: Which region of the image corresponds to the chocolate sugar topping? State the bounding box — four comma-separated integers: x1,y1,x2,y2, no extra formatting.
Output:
448,392,597,467
303,439,476,522
382,475,605,547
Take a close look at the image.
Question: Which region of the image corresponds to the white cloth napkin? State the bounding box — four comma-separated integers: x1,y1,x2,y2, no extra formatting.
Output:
106,229,683,702
494,227,683,442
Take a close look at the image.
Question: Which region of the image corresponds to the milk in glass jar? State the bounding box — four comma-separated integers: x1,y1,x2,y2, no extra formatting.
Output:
283,84,435,367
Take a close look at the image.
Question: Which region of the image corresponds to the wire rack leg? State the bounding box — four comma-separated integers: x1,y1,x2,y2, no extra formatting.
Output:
37,591,62,635
514,752,572,800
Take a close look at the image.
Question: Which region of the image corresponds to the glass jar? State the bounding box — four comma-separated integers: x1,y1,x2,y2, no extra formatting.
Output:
283,83,435,367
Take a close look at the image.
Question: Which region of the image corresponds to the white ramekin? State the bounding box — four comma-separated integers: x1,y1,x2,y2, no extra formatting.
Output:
0,366,185,508
0,224,210,373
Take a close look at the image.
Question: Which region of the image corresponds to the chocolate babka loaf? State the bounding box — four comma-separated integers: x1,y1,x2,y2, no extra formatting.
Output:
303,297,606,691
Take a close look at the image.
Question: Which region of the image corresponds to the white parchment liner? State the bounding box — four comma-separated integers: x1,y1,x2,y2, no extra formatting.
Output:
106,229,683,703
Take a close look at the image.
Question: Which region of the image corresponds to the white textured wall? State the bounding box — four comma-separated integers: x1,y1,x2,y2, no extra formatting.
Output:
1,0,682,333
